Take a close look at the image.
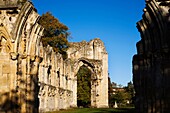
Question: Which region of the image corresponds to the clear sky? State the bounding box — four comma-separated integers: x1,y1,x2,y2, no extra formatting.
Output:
31,0,145,86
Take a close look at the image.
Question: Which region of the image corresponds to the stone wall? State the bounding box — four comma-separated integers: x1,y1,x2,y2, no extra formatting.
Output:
68,39,109,108
0,1,109,112
133,0,170,113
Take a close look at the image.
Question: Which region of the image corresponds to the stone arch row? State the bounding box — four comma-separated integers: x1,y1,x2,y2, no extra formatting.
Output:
0,1,108,113
0,2,44,113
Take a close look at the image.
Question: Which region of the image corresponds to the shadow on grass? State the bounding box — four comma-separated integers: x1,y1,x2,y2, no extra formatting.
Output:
87,108,135,113
93,108,135,113
47,108,135,113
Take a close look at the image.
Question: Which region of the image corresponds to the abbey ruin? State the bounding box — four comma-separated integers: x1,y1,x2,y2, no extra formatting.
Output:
0,1,108,112
133,0,170,113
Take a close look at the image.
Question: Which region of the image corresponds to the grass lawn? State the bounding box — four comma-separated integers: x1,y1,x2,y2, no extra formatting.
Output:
47,107,135,113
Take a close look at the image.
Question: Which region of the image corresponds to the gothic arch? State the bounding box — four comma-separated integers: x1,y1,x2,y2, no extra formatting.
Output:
74,58,95,76
13,1,43,56
67,38,109,108
136,0,169,53
27,23,43,56
0,24,12,53
73,58,103,107
0,2,44,112
13,2,34,53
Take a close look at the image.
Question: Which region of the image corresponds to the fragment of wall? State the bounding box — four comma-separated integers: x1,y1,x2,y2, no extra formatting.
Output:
133,0,170,113
67,38,109,108
0,1,75,112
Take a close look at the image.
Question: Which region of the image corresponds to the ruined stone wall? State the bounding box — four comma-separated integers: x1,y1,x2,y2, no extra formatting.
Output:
38,47,75,112
133,0,170,113
0,1,43,112
0,1,108,112
68,39,109,108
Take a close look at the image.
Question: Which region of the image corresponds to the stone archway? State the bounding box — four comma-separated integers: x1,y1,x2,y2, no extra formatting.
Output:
0,24,12,54
0,2,43,113
76,65,91,107
68,38,109,108
73,58,102,108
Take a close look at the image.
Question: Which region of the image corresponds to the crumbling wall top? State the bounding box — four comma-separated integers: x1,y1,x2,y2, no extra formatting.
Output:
0,0,28,9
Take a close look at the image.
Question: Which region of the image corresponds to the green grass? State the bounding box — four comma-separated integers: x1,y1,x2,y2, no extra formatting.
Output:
47,107,135,113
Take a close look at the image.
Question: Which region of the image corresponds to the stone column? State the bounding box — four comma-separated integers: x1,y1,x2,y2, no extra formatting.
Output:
100,53,109,108
54,88,59,110
72,78,77,108
27,56,42,113
91,74,97,108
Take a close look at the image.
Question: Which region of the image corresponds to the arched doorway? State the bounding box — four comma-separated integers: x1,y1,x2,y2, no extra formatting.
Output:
76,65,91,108
73,58,99,108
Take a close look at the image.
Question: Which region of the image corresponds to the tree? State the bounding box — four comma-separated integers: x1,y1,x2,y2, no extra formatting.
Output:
39,12,70,59
111,82,117,88
110,88,130,107
108,78,117,107
76,65,91,107
109,81,135,107
124,81,135,105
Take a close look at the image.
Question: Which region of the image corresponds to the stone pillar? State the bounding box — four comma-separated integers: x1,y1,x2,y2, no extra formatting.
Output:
100,52,109,108
91,74,97,108
26,56,42,113
0,52,18,112
133,0,170,112
72,79,77,108
54,88,59,111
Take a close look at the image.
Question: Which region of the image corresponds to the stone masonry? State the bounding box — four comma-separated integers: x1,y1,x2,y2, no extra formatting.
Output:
0,1,109,113
133,0,170,113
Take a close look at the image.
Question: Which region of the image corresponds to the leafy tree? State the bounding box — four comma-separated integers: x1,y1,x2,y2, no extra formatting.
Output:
124,81,135,105
76,65,91,107
108,78,117,107
110,89,130,107
39,12,70,59
109,81,135,107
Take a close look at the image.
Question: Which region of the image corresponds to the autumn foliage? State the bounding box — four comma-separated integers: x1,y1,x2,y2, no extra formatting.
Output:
39,12,70,59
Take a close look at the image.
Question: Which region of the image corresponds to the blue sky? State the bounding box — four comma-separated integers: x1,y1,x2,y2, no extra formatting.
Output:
32,0,145,86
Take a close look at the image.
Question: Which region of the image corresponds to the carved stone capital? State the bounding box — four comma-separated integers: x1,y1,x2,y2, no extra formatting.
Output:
0,23,4,27
30,55,43,63
21,53,27,59
10,52,18,60
30,55,36,61
35,56,43,63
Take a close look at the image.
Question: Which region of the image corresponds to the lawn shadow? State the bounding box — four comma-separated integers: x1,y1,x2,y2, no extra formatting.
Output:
89,108,135,113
